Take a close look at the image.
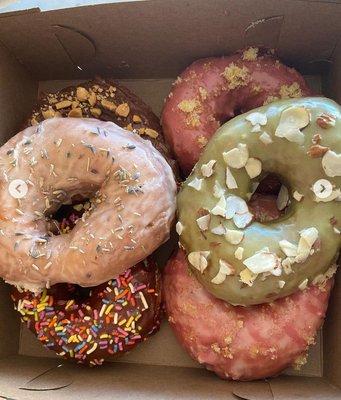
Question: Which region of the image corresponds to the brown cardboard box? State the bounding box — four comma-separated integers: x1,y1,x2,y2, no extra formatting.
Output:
0,1,340,398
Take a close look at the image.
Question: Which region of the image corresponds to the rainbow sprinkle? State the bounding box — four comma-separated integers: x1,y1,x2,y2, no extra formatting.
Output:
13,262,161,365
12,201,161,365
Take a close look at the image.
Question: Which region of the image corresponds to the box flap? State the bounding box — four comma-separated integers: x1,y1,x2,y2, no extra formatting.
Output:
0,0,340,80
0,355,340,400
0,355,237,400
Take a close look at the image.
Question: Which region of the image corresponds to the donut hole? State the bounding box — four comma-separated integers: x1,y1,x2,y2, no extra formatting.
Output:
52,283,92,305
214,109,236,126
45,196,92,235
248,173,290,223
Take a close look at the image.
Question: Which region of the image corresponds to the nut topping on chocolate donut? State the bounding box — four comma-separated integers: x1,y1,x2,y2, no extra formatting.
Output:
27,77,178,176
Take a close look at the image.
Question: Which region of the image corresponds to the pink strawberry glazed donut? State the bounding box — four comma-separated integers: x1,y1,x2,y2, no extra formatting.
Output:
0,118,176,292
163,249,334,381
161,47,312,174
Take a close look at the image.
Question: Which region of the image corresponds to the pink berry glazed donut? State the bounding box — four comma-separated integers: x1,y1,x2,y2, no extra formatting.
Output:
162,47,312,174
163,249,334,381
0,118,176,291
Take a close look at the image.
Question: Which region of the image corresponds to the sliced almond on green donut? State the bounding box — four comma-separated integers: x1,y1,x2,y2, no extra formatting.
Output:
298,278,309,291
295,227,319,263
243,248,282,275
322,150,341,177
282,257,294,274
279,240,298,257
239,268,258,286
213,180,225,198
259,131,273,145
233,211,253,229
223,143,249,169
225,195,248,219
226,167,238,189
211,224,226,235
196,214,210,231
245,157,262,179
275,106,310,144
211,260,234,284
201,160,216,177
276,185,289,210
245,112,267,127
234,246,244,260
293,191,304,201
211,196,226,217
176,221,184,235
251,124,261,133
188,251,210,273
188,177,203,191
313,264,337,285
225,229,244,244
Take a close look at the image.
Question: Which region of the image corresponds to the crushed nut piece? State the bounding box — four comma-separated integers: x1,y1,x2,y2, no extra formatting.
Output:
307,144,329,158
201,160,216,177
116,103,130,117
76,87,89,102
133,114,142,123
316,113,336,129
88,91,97,107
56,100,72,110
68,108,83,118
144,128,159,139
42,109,56,119
90,108,102,118
312,134,322,144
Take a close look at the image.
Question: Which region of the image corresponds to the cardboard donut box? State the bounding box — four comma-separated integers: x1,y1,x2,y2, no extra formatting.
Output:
0,0,340,398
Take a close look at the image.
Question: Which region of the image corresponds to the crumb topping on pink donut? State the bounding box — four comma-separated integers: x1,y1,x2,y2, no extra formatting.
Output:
162,47,312,174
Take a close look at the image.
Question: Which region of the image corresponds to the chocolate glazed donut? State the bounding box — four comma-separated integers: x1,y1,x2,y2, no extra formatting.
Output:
27,77,178,176
12,258,161,365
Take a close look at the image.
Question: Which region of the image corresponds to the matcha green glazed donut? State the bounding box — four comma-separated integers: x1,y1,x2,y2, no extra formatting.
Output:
177,97,340,305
